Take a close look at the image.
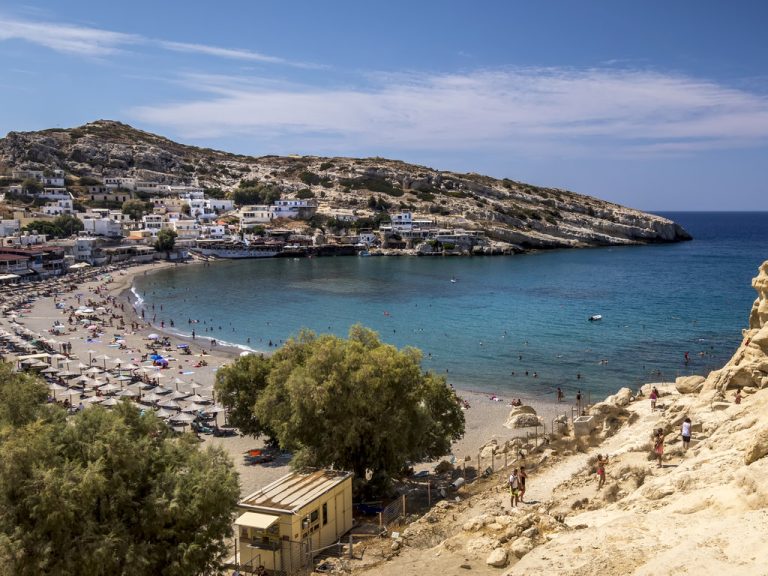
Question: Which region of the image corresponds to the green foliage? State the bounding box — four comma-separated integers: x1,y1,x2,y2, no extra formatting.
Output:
231,182,281,206
0,364,48,428
0,387,239,576
217,326,465,489
21,178,43,194
78,176,102,186
215,354,274,438
204,187,226,199
296,188,315,199
339,177,403,197
22,215,84,239
181,204,192,216
121,199,150,221
319,161,334,171
154,228,177,253
299,171,321,186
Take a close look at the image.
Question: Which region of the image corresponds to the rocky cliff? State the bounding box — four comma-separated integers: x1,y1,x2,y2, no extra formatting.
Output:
0,120,691,250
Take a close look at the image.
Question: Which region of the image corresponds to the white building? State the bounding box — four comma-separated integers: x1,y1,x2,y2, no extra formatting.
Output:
168,219,200,241
0,220,20,237
80,214,123,238
141,214,167,236
41,197,74,216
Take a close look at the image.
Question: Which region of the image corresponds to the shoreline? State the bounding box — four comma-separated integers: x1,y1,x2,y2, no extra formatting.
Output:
3,259,635,497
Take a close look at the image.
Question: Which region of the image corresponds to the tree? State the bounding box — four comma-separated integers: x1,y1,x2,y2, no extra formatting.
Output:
122,199,149,222
216,326,465,490
0,368,240,576
53,214,83,237
155,228,177,253
215,354,274,438
21,178,42,194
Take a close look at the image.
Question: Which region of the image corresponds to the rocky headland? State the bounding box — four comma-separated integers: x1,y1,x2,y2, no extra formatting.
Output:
0,120,691,251
352,261,768,576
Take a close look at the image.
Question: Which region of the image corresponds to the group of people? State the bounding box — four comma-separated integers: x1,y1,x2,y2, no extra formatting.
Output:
507,466,528,507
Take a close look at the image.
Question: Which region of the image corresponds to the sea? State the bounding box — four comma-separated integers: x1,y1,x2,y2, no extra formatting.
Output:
132,212,767,403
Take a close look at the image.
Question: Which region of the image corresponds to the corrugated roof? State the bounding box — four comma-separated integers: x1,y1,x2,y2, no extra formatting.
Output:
240,470,352,513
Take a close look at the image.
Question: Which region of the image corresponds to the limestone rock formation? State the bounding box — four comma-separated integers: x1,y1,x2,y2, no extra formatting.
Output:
702,262,768,396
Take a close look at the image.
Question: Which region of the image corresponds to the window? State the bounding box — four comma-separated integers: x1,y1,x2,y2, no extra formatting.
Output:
322,503,328,526
309,509,319,524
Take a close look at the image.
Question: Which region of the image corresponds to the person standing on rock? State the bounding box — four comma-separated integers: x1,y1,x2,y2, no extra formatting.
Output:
734,388,742,404
508,468,520,508
650,387,659,411
596,455,607,489
681,418,692,450
653,429,664,468
518,466,528,503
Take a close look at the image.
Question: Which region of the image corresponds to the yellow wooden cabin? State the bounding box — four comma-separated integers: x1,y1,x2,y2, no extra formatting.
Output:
235,469,353,574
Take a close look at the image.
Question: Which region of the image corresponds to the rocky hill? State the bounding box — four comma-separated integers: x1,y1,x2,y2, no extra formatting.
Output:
0,120,691,250
354,262,768,576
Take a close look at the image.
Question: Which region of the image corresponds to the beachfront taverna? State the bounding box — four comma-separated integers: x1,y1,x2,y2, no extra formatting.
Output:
234,469,353,574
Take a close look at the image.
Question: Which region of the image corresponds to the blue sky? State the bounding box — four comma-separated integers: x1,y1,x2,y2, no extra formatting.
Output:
1,1,767,211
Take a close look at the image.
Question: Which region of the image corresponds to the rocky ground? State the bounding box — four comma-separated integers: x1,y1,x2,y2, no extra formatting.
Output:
342,262,768,576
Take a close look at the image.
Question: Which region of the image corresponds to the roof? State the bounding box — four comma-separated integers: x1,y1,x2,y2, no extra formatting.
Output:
0,254,29,261
240,470,352,514
235,511,279,530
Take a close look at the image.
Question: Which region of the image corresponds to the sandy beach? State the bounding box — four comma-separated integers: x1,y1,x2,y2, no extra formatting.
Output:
1,260,577,497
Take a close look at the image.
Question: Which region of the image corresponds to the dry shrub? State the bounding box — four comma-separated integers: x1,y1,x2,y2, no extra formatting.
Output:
603,483,621,503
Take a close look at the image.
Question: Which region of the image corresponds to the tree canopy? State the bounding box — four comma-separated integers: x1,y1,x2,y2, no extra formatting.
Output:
155,228,177,253
22,215,84,238
121,199,150,221
215,326,465,487
231,181,281,206
0,364,239,576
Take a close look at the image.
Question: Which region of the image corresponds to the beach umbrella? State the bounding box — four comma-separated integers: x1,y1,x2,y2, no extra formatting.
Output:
154,408,173,419
116,375,133,382
168,390,188,400
78,362,89,372
100,397,119,407
117,389,138,398
87,349,96,363
48,382,68,397
82,396,104,405
41,366,59,374
85,367,103,375
58,369,79,378
187,394,209,403
182,403,209,413
170,412,196,423
153,386,171,395
112,358,123,367
123,363,139,370
97,355,110,369
99,383,120,393
143,392,164,403
160,399,181,410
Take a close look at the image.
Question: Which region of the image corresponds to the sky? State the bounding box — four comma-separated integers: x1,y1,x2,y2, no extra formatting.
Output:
1,1,767,211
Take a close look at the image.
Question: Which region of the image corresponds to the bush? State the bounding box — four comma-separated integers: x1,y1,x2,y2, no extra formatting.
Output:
299,171,322,186
296,188,315,199
319,161,334,171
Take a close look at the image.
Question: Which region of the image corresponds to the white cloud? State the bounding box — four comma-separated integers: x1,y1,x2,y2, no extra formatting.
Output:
130,68,768,155
0,15,140,55
0,14,315,67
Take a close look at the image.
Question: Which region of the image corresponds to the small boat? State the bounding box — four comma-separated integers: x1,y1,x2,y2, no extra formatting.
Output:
588,314,602,322
450,277,457,283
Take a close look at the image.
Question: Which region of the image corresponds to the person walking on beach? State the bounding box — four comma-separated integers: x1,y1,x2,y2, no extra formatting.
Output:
681,417,692,450
653,429,664,468
576,390,582,412
650,387,659,411
596,454,607,489
557,387,564,402
508,468,520,508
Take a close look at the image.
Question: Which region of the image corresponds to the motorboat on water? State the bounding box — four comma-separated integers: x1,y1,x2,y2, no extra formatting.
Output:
588,314,603,322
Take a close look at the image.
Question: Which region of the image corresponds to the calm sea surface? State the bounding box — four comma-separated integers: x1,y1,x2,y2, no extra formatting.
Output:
133,212,768,401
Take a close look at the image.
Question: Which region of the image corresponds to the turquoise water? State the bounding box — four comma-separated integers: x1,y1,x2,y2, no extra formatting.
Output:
133,212,768,402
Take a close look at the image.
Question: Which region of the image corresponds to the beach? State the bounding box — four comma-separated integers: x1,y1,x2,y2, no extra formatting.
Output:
2,260,578,497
